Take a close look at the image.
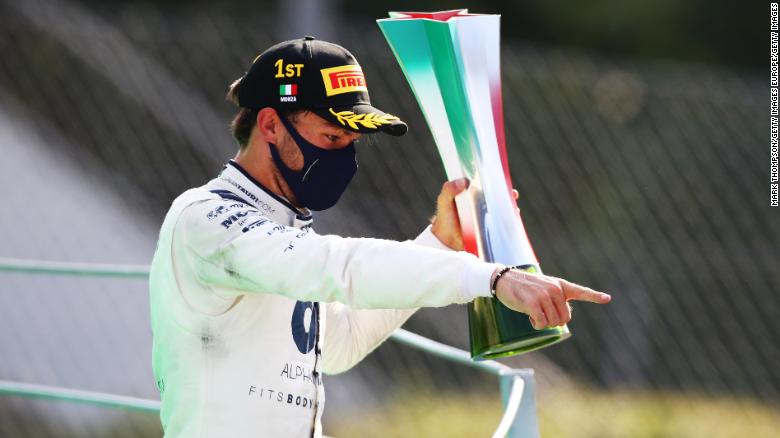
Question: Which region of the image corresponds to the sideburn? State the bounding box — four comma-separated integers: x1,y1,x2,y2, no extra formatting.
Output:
275,131,305,172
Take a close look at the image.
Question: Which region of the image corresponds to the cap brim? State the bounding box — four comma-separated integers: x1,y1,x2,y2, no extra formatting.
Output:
313,104,408,136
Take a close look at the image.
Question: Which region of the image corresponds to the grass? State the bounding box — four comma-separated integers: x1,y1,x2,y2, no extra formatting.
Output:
326,385,780,437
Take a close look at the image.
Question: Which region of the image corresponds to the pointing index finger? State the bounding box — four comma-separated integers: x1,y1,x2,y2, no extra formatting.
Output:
560,279,611,304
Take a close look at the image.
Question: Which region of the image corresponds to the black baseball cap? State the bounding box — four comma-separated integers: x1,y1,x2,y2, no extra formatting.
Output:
236,36,408,136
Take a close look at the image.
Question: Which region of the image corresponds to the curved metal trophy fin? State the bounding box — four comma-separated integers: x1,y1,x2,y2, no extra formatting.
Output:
378,11,570,359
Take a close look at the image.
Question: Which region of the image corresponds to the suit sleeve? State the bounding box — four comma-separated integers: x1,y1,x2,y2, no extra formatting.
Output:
321,225,452,375
175,198,497,309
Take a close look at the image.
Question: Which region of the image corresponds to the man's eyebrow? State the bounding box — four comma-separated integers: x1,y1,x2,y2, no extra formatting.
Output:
323,120,353,135
326,126,354,137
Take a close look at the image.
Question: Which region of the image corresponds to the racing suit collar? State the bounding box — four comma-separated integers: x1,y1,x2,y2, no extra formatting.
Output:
219,160,313,224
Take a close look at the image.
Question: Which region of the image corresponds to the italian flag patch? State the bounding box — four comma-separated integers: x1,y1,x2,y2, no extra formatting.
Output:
279,84,297,96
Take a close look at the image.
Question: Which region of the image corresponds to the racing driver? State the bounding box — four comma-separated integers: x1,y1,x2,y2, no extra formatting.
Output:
149,36,611,437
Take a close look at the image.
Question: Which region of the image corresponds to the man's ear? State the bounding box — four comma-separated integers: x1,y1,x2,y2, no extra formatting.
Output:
255,107,282,144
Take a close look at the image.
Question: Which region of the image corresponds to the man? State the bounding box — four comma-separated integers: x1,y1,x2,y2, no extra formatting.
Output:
149,36,610,437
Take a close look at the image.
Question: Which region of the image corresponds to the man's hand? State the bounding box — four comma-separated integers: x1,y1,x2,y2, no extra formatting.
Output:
431,178,521,251
494,269,612,329
430,178,609,328
431,178,469,250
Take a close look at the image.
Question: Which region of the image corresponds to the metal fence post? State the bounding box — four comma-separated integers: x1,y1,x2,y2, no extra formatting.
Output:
498,369,539,438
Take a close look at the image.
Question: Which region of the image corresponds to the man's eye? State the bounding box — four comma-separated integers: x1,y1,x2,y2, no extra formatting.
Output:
326,135,339,142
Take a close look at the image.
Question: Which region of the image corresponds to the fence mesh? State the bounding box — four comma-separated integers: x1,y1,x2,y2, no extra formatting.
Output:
0,0,777,437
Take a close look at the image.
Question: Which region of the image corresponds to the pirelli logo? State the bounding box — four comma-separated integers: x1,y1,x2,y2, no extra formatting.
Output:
320,65,367,96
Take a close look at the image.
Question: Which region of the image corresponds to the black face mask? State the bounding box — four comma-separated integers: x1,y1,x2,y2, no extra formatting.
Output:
269,116,358,211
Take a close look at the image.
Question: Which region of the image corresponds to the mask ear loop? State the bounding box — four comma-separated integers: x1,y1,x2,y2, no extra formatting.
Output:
267,111,307,177
277,112,308,147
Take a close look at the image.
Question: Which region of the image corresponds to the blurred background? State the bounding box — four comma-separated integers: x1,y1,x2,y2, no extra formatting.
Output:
0,0,775,437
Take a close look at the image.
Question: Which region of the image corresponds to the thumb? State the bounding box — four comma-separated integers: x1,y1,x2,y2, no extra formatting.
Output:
438,178,470,205
560,279,612,304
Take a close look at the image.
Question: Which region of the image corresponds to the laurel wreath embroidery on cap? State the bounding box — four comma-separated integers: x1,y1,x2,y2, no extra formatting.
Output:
329,108,399,130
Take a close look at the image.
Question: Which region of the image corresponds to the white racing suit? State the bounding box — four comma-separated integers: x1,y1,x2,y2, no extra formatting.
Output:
149,160,497,437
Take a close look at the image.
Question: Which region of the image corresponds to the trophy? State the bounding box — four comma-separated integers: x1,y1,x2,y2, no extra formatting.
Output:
378,10,571,359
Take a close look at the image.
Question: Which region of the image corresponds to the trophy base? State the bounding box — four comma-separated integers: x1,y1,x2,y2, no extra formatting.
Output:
470,328,571,360
468,264,573,360
468,290,573,360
